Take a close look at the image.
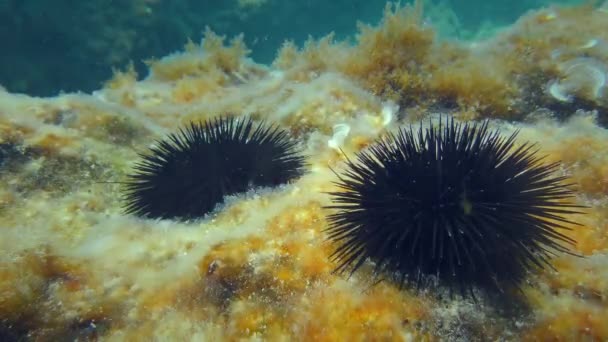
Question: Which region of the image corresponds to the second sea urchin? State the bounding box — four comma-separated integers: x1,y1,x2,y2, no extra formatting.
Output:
326,118,582,295
123,116,306,220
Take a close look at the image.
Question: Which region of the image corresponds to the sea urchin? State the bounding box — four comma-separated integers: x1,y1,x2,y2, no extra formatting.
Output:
326,118,582,295
123,116,306,220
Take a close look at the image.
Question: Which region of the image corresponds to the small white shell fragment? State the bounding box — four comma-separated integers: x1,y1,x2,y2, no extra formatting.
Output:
328,123,351,150
580,39,598,49
550,58,607,101
269,70,284,79
92,90,108,102
544,11,557,20
381,101,398,126
547,80,572,102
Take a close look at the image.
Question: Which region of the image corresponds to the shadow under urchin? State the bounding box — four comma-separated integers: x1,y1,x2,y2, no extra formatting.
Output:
123,116,306,220
326,118,583,296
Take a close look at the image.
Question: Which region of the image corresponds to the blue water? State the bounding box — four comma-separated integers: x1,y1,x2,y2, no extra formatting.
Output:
0,0,587,96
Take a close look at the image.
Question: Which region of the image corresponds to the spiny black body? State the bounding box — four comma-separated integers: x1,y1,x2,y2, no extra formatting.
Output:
326,118,582,295
123,116,306,220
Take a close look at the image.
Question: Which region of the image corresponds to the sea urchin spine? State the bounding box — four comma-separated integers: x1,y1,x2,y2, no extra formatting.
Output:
326,118,582,295
123,116,306,220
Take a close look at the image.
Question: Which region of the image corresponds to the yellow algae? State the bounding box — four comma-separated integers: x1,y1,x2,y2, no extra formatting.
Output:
569,207,608,255
172,76,223,104
148,29,251,83
523,305,608,341
271,2,608,121
28,131,78,153
105,63,139,90
298,284,431,341
526,114,608,197
548,255,608,300
427,57,518,117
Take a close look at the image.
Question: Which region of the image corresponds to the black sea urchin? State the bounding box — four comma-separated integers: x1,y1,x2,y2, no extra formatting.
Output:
123,116,305,220
326,118,582,295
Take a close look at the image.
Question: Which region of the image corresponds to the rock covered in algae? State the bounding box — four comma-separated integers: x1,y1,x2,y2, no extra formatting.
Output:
0,2,608,340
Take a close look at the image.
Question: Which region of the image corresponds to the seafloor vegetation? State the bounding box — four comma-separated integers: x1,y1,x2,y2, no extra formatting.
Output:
1,2,608,340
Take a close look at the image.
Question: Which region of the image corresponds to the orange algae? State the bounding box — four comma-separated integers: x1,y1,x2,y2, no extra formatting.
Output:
189,201,434,340
300,286,430,341
197,203,332,301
